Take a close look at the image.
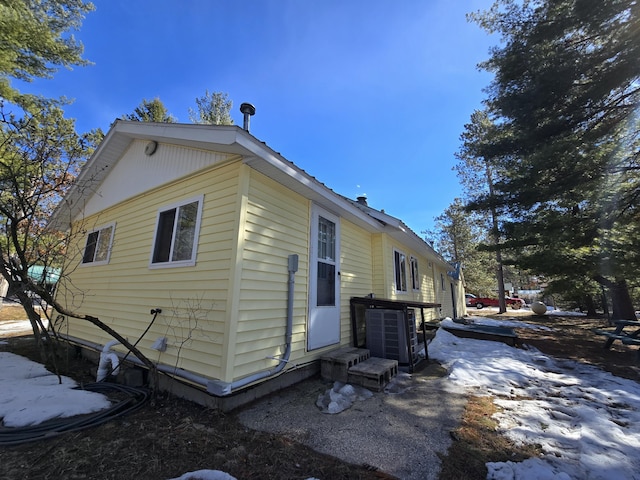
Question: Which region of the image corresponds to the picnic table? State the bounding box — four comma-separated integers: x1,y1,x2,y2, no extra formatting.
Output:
593,320,640,360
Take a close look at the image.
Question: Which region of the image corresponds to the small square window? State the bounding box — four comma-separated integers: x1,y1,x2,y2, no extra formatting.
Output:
150,196,203,268
82,223,115,265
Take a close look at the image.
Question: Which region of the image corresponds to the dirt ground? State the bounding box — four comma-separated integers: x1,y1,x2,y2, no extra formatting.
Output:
1,307,639,480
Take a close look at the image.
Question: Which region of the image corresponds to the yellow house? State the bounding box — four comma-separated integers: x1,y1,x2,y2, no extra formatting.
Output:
50,120,465,409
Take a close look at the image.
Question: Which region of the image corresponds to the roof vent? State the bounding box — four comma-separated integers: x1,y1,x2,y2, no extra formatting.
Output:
240,103,256,131
356,195,368,206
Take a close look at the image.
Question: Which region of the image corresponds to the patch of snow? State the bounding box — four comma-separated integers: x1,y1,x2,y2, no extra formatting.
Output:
167,470,237,480
460,316,553,331
315,381,373,414
547,310,587,317
0,352,111,427
430,328,640,479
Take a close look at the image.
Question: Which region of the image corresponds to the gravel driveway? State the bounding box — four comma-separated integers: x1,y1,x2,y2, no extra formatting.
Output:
237,362,466,480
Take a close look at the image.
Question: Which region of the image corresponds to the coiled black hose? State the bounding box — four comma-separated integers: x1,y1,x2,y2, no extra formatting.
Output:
0,382,149,446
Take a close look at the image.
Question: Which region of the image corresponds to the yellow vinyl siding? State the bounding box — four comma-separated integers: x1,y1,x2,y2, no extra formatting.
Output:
375,233,447,320
371,234,385,295
57,161,243,381
339,220,373,343
231,169,310,379
433,264,453,317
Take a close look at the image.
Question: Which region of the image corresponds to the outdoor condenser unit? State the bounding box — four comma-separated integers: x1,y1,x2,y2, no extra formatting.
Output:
365,309,418,365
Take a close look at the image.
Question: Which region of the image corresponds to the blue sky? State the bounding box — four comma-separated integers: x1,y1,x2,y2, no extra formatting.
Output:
19,0,497,235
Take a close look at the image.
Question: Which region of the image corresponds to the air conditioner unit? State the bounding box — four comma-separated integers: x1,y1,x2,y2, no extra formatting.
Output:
365,309,418,365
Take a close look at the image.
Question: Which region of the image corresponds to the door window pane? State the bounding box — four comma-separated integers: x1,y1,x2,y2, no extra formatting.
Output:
317,216,335,261
316,262,335,306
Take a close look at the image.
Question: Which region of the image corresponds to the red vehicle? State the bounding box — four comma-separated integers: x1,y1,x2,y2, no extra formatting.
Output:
466,294,525,310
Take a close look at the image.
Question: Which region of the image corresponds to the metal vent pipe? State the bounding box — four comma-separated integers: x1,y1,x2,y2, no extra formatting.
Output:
239,103,256,131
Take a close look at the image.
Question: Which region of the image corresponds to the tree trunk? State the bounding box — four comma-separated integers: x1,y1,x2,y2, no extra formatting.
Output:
496,250,507,314
487,164,507,314
12,288,64,381
594,276,636,321
583,294,598,317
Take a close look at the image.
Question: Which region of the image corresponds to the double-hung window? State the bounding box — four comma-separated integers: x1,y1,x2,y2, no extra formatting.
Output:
82,223,115,265
394,249,407,293
410,256,419,291
150,195,203,268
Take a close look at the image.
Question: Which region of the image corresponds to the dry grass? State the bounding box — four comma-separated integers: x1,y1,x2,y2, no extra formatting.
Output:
1,307,639,479
0,304,28,322
438,396,542,480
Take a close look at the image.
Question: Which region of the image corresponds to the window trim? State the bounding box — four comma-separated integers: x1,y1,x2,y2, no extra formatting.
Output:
149,195,204,269
81,222,116,266
410,256,420,291
393,248,408,294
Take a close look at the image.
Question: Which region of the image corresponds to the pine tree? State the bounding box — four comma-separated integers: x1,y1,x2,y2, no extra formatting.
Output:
123,98,177,123
0,0,94,109
189,90,233,125
469,0,639,318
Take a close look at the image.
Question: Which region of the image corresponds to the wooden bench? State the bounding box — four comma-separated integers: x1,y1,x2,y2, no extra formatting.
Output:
593,320,640,361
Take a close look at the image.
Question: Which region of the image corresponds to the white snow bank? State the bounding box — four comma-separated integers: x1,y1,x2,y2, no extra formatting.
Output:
430,328,640,479
0,352,111,427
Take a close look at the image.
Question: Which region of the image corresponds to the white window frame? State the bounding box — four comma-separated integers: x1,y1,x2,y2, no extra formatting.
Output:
410,256,420,291
81,222,116,266
393,248,408,294
149,195,204,269
441,272,446,291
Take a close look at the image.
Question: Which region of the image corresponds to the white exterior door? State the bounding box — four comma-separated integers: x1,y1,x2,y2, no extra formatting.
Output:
308,205,340,350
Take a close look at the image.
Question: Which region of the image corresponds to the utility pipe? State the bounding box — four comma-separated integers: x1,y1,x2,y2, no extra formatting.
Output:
208,253,298,395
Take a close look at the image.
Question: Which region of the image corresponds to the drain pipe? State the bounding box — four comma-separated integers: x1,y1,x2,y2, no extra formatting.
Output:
208,254,298,396
96,340,121,382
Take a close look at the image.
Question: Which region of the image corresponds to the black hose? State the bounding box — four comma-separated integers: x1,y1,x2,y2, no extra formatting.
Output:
0,382,149,446
102,309,161,379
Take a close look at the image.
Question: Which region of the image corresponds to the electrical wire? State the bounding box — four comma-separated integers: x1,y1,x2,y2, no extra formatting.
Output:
0,382,149,446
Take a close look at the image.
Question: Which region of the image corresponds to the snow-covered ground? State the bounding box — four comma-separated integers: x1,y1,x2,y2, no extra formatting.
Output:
431,316,640,480
2,312,639,479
